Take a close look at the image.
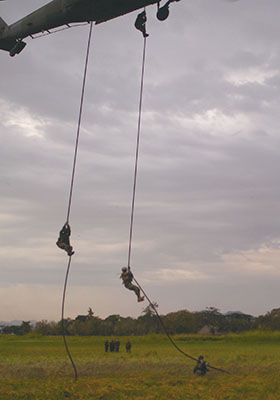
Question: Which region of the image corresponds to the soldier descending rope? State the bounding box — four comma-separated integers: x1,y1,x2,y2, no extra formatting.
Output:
56,222,75,256
120,266,144,302
134,10,149,38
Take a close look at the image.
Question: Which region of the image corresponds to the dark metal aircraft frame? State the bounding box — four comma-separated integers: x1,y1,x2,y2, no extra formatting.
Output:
0,0,179,56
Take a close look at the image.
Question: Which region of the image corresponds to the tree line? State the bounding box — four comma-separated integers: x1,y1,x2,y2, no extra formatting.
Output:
2,306,280,336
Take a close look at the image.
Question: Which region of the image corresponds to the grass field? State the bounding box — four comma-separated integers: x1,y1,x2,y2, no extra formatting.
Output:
0,331,280,399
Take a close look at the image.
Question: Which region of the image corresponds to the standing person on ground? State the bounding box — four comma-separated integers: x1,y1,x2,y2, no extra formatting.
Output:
104,339,109,353
110,339,115,352
115,339,120,353
126,340,131,353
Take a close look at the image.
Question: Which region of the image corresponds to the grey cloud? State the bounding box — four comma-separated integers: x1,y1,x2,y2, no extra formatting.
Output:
1,0,280,319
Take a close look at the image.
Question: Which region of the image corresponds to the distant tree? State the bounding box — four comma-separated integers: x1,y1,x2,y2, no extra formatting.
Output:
163,310,197,334
205,307,220,314
74,308,95,325
195,307,227,333
3,321,33,335
142,302,159,317
69,316,102,336
56,318,73,336
114,317,135,336
6,306,266,337
137,303,160,334
19,321,32,335
103,314,121,334
2,325,20,335
34,320,57,335
88,307,94,318
75,315,88,322
105,314,121,324
227,318,252,333
100,320,114,336
225,312,254,333
255,308,280,330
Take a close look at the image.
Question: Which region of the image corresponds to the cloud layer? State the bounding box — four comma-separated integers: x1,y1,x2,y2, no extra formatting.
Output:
0,0,280,320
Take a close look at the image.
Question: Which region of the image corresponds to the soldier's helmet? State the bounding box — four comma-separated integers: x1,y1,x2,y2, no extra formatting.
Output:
122,267,128,272
198,355,204,360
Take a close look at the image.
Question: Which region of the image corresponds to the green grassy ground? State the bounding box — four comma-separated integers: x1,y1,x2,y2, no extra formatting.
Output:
0,332,279,399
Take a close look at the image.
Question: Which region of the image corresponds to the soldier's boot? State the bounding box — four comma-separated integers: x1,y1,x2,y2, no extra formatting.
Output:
67,247,75,256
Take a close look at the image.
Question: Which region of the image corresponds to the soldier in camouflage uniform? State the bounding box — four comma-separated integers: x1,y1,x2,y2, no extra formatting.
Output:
193,355,209,376
134,10,149,38
120,266,144,302
56,222,74,256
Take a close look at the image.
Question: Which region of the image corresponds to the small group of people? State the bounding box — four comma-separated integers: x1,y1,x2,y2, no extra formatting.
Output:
104,339,132,353
104,339,120,352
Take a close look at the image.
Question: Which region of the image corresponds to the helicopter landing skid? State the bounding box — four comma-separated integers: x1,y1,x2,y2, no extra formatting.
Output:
10,40,26,57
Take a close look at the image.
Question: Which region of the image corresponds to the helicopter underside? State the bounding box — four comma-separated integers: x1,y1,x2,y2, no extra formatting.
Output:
0,0,175,56
3,0,158,41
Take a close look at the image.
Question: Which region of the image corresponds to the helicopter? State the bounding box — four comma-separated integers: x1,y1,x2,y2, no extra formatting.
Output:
0,0,180,57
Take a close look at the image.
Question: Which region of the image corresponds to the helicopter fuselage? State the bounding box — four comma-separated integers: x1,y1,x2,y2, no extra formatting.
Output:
0,0,160,55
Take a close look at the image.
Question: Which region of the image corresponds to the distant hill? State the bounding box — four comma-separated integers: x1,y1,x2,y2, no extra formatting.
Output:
224,311,244,316
223,311,255,321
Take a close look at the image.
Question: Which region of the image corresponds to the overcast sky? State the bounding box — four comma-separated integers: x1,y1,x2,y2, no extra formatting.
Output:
0,0,280,322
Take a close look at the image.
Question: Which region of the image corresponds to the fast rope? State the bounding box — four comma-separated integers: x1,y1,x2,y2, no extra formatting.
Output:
61,21,94,381
127,34,147,269
127,15,229,375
